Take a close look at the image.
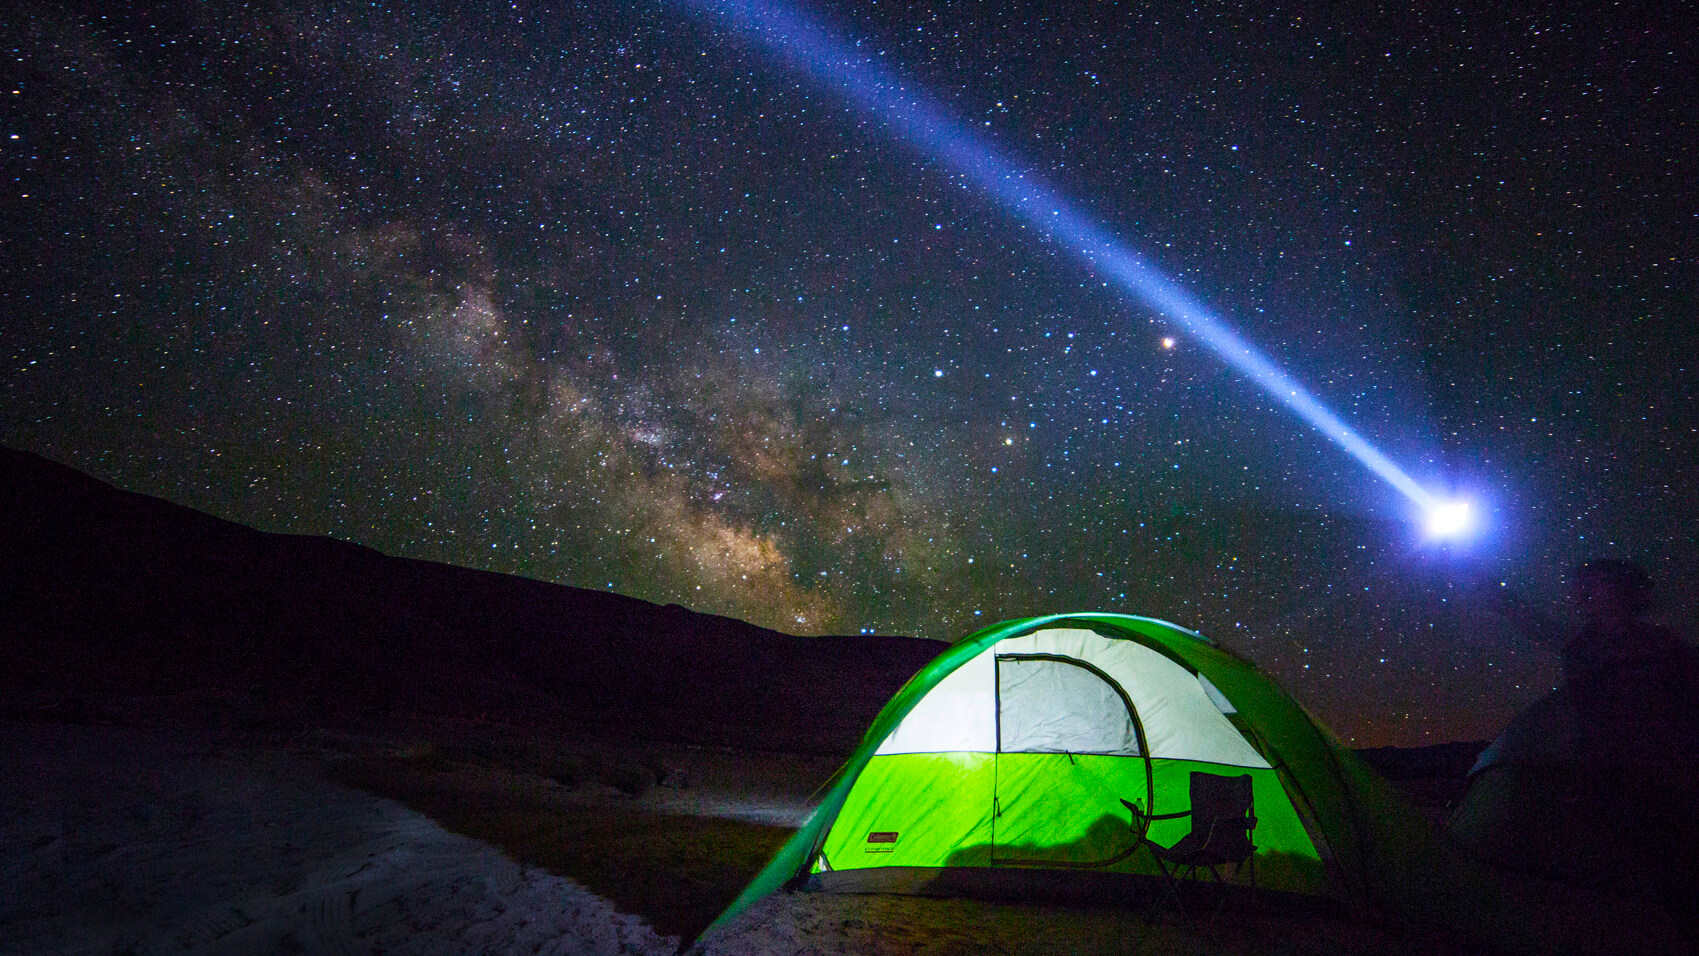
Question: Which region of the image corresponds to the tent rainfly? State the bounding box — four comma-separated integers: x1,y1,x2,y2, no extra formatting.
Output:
699,613,1680,954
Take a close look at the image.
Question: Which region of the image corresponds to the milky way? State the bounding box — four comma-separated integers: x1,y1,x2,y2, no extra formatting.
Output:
3,0,1694,744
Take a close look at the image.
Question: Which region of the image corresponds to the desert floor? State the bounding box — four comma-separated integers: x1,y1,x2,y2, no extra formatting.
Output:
1,718,1488,956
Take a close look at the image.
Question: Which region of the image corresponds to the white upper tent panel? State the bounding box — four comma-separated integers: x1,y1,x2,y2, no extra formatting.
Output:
875,646,998,754
874,627,1271,769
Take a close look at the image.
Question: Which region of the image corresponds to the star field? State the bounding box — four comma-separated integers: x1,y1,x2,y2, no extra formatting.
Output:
3,0,1694,745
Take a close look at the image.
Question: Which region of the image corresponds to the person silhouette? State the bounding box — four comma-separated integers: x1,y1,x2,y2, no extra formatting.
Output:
1462,558,1699,925
1489,558,1687,687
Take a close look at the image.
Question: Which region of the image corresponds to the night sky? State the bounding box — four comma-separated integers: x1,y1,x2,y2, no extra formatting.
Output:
4,0,1694,745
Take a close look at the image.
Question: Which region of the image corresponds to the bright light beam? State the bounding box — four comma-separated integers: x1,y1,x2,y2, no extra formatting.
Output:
688,0,1453,519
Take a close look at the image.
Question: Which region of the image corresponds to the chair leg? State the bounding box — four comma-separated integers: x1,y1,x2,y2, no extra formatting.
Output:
1139,850,1189,922
1160,859,1187,914
1203,866,1233,927
1203,856,1257,927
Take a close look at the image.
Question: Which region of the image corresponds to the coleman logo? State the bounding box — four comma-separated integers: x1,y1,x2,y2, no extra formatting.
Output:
866,831,899,844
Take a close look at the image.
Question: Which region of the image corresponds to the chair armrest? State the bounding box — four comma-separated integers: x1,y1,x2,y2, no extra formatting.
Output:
1120,799,1190,821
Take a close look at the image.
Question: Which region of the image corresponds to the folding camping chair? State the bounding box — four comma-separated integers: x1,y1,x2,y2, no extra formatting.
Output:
1122,771,1257,917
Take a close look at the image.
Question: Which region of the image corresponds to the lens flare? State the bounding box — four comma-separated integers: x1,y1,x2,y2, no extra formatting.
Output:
688,0,1457,522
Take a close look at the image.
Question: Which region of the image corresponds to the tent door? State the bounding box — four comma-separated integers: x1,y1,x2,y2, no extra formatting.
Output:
990,653,1152,866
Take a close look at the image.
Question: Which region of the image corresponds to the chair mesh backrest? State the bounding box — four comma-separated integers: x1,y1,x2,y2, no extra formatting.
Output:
1189,772,1253,826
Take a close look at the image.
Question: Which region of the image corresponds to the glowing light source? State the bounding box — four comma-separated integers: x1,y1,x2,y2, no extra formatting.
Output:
688,0,1459,525
1423,499,1476,541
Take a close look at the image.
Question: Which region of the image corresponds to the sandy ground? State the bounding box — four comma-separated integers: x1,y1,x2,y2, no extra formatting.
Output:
3,720,1476,956
1,720,682,955
543,732,842,828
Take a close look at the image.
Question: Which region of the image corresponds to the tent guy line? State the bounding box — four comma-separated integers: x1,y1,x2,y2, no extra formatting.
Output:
682,0,1478,540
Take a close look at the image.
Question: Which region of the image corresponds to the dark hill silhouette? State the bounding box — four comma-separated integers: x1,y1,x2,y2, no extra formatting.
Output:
1355,739,1488,780
0,446,942,752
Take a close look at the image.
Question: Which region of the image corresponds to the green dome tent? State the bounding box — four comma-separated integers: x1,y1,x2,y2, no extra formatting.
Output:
701,613,1679,953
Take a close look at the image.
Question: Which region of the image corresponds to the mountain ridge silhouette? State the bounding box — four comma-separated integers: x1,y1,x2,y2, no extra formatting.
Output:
0,445,941,752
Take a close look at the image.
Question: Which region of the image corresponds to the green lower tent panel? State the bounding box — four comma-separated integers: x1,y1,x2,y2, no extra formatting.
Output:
820,752,997,870
818,752,1329,896
990,752,1151,867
